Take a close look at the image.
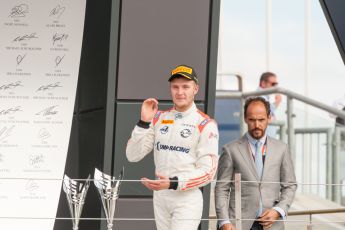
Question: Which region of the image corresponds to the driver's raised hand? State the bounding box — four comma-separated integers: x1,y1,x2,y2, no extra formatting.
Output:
141,98,159,122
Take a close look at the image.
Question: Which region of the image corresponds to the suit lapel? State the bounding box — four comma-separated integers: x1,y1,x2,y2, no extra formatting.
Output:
262,137,274,180
237,136,259,180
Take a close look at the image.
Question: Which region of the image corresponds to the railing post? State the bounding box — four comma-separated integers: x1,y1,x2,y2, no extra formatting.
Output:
235,173,242,230
287,96,295,161
307,214,313,230
240,97,245,135
326,128,333,200
332,126,342,203
236,74,245,136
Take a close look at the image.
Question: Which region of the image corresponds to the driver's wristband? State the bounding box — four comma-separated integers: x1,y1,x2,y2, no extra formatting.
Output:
169,176,178,190
137,119,151,129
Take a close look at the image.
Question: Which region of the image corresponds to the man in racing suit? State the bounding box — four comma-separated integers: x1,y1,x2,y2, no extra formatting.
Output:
126,64,219,230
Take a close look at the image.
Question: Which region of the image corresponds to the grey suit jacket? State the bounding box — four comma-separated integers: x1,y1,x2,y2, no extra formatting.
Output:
215,135,297,230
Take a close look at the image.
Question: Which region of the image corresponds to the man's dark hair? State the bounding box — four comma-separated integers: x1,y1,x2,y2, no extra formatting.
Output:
244,97,271,118
260,72,276,83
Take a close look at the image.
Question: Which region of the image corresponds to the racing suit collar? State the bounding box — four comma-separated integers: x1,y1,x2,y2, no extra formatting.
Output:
172,102,197,119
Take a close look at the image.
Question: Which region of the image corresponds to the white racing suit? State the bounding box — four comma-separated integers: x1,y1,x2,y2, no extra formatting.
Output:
126,103,218,230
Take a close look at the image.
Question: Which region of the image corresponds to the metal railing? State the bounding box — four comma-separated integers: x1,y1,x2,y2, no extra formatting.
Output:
270,120,287,141
216,86,345,154
216,87,345,203
0,177,344,229
294,128,333,199
216,73,243,92
209,174,345,230
333,126,345,204
289,208,345,230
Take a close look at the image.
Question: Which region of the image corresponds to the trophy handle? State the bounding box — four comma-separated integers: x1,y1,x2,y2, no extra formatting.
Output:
94,167,125,230
63,174,90,230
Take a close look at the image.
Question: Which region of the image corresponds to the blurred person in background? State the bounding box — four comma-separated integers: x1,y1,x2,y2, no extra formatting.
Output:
257,72,281,138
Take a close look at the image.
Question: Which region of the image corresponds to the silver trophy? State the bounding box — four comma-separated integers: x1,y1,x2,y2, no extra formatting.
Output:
94,168,124,230
63,175,90,230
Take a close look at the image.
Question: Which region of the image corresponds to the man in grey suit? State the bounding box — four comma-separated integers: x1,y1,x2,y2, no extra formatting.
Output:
215,97,297,230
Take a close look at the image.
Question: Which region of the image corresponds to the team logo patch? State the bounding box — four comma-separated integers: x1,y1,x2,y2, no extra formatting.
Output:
160,126,169,134
198,118,212,132
172,66,193,75
175,113,182,120
161,119,174,124
156,141,190,153
180,128,192,138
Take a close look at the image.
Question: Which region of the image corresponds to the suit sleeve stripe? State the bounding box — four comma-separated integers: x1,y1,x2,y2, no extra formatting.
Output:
152,108,174,125
185,154,216,182
152,111,162,125
183,162,217,190
183,155,217,190
182,178,209,191
187,171,210,182
187,175,210,187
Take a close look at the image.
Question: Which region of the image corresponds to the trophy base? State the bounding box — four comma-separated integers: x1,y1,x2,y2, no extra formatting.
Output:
107,223,113,230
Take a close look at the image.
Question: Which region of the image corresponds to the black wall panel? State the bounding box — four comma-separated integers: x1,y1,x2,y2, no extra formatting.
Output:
75,0,111,113
114,198,156,229
117,0,210,100
114,102,174,196
78,109,106,230
54,115,79,230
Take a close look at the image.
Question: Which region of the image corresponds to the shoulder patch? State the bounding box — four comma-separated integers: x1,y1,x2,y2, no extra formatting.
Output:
197,110,214,132
198,118,214,132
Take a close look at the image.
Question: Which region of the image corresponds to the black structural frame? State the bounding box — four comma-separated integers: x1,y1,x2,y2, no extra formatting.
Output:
319,0,345,65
